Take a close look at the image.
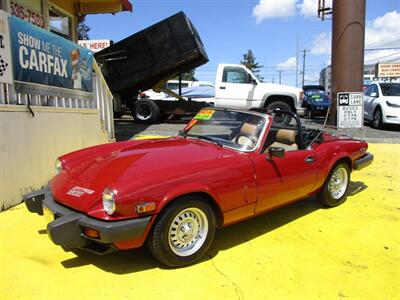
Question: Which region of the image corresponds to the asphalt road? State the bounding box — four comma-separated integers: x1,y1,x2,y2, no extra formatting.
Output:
115,115,400,143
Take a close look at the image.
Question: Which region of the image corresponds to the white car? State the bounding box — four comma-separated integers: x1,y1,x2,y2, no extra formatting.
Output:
140,80,214,100
363,82,400,128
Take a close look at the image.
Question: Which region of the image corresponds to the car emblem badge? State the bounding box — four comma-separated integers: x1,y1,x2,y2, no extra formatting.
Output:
67,186,95,197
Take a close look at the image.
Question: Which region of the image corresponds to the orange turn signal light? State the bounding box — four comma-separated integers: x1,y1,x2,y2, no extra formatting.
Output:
136,202,156,214
84,227,100,239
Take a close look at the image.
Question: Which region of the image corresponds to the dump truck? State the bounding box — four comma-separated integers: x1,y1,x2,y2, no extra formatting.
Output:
95,11,210,121
96,11,305,124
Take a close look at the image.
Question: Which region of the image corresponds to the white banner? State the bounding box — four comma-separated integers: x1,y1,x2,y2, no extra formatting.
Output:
78,39,112,53
0,11,13,84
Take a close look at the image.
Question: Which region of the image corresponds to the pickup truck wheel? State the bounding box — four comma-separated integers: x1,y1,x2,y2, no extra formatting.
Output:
318,162,350,207
266,101,292,125
147,198,216,268
133,99,160,124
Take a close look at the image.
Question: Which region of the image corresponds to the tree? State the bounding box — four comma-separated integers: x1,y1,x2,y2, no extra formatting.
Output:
77,15,91,40
240,49,263,80
173,69,197,81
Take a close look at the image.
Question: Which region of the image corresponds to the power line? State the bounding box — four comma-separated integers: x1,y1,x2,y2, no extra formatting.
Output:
365,47,400,51
365,51,400,63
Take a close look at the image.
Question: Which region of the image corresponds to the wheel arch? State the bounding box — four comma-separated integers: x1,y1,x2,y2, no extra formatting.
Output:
263,94,296,112
156,191,224,228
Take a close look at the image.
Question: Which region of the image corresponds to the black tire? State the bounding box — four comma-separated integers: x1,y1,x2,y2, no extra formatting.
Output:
266,101,292,125
147,197,216,268
113,110,122,119
133,99,160,124
317,162,351,207
372,108,383,129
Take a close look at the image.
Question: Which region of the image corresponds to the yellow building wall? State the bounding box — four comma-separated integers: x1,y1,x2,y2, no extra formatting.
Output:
14,0,42,12
0,106,110,210
49,0,75,15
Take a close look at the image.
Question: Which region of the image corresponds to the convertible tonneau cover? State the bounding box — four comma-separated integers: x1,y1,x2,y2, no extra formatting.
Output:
94,11,209,99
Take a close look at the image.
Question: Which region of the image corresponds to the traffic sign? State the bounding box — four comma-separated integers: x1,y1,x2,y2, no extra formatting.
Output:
337,92,364,129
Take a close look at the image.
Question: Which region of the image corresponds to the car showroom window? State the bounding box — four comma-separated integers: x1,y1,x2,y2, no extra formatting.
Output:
49,8,73,40
223,67,249,84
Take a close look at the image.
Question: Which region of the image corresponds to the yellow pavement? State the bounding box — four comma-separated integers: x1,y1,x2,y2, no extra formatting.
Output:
0,144,399,300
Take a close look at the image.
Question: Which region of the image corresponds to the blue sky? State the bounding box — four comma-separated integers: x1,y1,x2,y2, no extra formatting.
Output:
86,0,400,87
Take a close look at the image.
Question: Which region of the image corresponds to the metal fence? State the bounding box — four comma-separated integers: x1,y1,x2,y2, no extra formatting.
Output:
0,60,115,140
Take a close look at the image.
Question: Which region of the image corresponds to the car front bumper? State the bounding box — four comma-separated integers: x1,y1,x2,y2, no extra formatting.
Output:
24,189,151,254
353,153,374,171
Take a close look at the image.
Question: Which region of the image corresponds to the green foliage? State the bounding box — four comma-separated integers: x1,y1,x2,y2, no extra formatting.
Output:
77,15,91,40
173,69,197,81
240,49,263,80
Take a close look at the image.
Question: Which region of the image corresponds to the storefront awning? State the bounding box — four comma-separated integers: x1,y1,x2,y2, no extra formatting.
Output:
77,0,133,14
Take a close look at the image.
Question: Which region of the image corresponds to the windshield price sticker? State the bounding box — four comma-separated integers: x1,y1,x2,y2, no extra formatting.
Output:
195,109,215,120
337,92,364,129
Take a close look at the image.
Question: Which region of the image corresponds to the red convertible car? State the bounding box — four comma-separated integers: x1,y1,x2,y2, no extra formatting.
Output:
25,108,373,267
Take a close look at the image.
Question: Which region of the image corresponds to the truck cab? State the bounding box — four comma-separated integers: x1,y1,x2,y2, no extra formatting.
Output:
214,64,306,118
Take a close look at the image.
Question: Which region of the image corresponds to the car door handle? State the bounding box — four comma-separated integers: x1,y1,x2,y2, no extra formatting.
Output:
305,156,315,164
219,86,226,90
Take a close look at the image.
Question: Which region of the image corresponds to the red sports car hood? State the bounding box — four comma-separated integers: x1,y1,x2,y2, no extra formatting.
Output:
51,137,229,213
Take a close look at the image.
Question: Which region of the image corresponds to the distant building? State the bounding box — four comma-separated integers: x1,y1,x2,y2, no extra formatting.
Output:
319,63,400,95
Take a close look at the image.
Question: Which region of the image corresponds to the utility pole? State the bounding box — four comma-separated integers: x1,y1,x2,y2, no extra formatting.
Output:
296,33,299,87
264,56,267,82
330,0,366,125
279,70,282,84
301,49,310,87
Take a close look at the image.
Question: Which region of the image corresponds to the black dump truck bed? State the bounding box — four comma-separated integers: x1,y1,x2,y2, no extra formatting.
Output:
95,11,209,100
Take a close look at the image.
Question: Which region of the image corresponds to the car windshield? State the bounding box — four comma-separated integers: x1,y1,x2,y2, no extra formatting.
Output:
305,89,325,96
180,109,268,151
379,83,400,96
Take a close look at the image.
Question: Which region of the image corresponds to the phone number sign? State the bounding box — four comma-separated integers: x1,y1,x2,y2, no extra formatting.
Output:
337,92,364,129
10,1,45,28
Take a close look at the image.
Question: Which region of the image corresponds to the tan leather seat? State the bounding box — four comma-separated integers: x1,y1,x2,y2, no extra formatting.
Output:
269,129,298,151
236,123,259,148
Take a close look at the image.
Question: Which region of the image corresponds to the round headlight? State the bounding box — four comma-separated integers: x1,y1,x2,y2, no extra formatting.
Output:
102,188,115,215
55,159,63,172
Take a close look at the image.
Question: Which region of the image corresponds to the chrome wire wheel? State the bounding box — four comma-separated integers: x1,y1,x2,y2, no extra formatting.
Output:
328,166,349,200
168,207,209,257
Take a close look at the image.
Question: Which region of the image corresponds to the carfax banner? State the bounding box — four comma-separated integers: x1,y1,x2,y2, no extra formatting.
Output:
10,16,93,92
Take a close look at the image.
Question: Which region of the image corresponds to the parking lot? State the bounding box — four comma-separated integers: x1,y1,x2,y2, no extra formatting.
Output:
115,115,400,143
1,138,399,299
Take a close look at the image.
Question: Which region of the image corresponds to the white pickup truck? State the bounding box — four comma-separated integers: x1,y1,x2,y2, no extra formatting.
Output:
135,63,305,124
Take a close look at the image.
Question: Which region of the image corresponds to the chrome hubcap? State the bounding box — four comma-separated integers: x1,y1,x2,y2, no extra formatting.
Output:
328,167,348,200
136,103,152,120
168,208,208,257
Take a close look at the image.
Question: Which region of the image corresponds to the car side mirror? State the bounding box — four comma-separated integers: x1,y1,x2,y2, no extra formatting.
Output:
268,147,285,159
370,92,377,98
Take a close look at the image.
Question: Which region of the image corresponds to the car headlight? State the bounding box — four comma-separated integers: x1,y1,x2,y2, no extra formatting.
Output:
55,159,63,172
102,188,115,215
386,101,400,108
